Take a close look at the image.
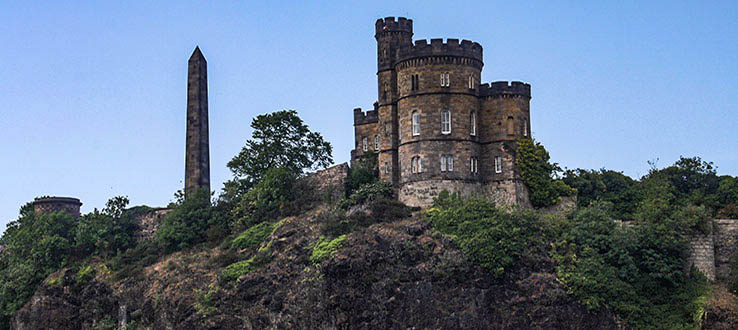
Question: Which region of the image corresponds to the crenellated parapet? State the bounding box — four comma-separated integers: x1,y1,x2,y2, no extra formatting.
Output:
353,107,378,126
375,16,413,35
396,38,483,64
480,81,531,98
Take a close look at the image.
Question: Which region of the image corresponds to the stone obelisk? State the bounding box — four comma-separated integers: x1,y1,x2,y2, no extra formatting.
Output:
185,46,210,198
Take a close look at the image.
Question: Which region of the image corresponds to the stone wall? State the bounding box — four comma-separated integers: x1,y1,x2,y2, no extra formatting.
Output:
32,197,82,218
714,219,738,281
688,226,716,281
304,163,349,202
133,209,172,243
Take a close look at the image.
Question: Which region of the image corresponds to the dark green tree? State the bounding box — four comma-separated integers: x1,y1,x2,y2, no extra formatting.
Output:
515,138,574,207
225,110,333,199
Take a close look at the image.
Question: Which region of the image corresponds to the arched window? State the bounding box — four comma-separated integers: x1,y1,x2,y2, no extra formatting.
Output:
440,72,450,87
470,111,477,136
374,135,379,150
507,116,514,136
412,110,421,136
441,110,451,134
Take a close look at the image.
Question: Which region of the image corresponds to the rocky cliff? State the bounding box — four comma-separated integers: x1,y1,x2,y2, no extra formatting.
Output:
12,205,617,329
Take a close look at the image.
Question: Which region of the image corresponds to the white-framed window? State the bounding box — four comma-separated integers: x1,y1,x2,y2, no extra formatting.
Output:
412,110,420,136
523,119,528,137
470,157,478,174
441,155,454,172
495,156,503,173
374,135,379,150
468,75,474,89
362,137,368,152
441,110,451,134
470,111,476,136
411,156,422,174
440,72,450,87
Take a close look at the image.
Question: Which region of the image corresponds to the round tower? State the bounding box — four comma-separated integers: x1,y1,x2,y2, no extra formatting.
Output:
32,196,82,218
479,81,532,206
374,17,413,185
393,37,485,206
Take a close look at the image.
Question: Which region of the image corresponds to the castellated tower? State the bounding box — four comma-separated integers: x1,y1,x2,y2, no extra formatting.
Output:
352,17,532,207
185,46,211,198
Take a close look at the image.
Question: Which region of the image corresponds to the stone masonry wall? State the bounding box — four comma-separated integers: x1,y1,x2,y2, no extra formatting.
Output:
714,219,738,281
133,209,172,243
688,225,716,281
305,163,349,202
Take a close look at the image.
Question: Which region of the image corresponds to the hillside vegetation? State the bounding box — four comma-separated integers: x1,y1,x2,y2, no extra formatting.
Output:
1,111,738,329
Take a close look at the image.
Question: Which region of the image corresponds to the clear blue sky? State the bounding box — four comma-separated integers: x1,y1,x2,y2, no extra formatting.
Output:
1,1,737,232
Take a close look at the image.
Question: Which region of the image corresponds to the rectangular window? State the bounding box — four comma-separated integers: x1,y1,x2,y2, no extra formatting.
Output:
495,156,502,173
507,116,515,135
470,112,476,136
385,162,390,174
411,157,417,173
374,135,379,150
441,155,454,172
468,76,474,89
412,110,420,136
417,157,422,173
411,74,419,91
441,110,451,134
362,137,368,152
523,119,528,137
470,157,478,174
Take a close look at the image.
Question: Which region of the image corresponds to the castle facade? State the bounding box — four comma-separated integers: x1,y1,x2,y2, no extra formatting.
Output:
351,17,532,207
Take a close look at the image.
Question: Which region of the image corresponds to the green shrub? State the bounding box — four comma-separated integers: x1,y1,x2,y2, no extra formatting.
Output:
232,167,296,228
347,155,378,195
425,192,541,278
231,221,281,250
516,138,574,208
156,189,225,253
221,258,258,282
338,181,393,209
310,235,347,264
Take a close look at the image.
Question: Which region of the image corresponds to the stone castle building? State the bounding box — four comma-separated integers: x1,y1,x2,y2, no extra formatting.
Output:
352,17,532,207
31,197,82,218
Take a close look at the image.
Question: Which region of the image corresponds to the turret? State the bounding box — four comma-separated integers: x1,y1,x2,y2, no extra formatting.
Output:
375,17,413,72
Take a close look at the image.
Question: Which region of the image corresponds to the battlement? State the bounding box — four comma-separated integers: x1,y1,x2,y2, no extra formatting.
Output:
375,17,413,35
353,106,378,126
480,81,531,98
396,38,483,63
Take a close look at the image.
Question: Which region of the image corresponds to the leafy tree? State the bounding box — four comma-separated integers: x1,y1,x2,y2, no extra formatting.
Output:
225,110,333,199
75,196,136,257
515,138,574,207
232,167,297,228
347,154,378,195
426,192,542,278
563,169,642,219
0,208,76,329
156,189,226,253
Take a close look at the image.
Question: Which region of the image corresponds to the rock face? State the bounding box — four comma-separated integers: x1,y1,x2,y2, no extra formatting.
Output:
12,206,618,329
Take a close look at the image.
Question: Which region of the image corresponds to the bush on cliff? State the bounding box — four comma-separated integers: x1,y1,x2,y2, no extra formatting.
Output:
425,192,542,278
555,201,710,329
515,138,575,208
156,189,228,253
